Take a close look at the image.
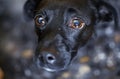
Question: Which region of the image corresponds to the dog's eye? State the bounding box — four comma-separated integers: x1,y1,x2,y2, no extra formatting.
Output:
34,15,46,27
69,17,85,29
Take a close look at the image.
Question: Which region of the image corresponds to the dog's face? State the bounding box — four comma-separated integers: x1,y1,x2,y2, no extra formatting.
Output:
24,0,116,72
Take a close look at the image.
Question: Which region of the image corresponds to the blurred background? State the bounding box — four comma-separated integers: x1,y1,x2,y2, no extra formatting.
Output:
0,0,120,79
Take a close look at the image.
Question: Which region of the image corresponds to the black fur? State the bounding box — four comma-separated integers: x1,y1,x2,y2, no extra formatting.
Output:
24,0,118,72
24,0,41,20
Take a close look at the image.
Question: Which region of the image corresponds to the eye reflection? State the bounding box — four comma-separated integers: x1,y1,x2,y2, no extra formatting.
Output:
34,15,46,28
69,17,85,29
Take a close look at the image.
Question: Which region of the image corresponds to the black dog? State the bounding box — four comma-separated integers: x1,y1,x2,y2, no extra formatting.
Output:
24,0,118,72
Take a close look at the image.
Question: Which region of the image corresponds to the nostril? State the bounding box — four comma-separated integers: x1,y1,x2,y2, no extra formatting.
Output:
48,56,54,61
46,54,56,64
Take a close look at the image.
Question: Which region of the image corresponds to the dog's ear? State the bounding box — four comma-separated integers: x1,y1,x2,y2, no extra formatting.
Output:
90,0,118,29
98,2,117,22
24,0,42,20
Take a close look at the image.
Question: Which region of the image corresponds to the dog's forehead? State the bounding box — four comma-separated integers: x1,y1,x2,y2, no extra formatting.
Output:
36,0,92,18
37,0,89,10
35,0,93,27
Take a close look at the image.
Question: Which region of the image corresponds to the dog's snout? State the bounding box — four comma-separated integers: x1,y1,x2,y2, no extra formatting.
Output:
35,33,72,71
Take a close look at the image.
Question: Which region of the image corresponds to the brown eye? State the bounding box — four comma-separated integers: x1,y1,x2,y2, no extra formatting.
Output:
69,17,85,29
34,15,46,27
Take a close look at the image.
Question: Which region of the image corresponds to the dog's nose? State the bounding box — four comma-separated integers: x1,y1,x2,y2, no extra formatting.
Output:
39,53,56,64
46,54,56,64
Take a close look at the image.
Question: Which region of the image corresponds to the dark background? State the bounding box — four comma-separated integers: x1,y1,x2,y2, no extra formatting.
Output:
0,0,120,79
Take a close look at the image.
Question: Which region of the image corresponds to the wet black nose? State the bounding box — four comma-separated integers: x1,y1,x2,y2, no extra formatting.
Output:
39,53,56,64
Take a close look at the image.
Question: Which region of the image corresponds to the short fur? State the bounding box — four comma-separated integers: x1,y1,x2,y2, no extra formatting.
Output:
24,0,118,71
